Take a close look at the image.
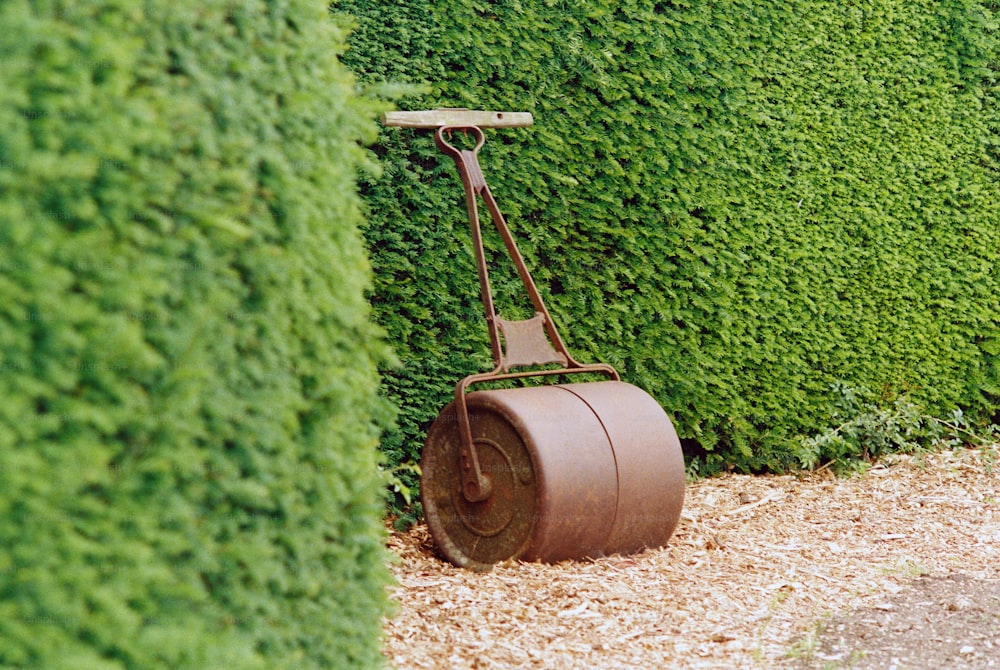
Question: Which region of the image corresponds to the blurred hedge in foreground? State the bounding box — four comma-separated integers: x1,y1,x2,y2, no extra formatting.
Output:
0,0,391,667
338,0,1000,477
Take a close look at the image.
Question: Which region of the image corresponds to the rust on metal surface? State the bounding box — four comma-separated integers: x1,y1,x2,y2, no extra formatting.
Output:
421,381,685,570
496,313,568,370
391,110,686,569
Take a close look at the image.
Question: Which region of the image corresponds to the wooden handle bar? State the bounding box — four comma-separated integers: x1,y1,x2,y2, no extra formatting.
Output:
382,109,533,128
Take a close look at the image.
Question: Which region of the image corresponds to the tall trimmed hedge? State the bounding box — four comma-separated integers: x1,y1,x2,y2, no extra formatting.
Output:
338,0,1000,478
0,1,391,667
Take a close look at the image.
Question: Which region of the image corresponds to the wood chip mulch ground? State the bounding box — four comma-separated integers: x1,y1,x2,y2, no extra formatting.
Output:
383,445,999,669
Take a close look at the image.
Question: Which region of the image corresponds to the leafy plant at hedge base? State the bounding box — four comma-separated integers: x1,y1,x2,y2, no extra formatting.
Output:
381,461,423,530
795,383,1000,474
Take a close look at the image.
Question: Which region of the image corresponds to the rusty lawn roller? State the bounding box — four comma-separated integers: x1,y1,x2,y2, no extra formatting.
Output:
383,109,685,571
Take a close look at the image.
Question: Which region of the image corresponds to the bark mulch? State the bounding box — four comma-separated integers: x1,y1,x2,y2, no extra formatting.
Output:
383,445,999,669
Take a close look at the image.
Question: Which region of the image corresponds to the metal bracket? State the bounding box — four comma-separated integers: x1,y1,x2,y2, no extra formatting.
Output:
497,313,568,371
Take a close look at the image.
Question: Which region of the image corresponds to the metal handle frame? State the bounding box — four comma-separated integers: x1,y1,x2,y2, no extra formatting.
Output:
433,124,619,502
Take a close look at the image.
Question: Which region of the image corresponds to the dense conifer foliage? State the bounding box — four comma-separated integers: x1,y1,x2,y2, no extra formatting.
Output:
339,0,1000,476
0,1,391,666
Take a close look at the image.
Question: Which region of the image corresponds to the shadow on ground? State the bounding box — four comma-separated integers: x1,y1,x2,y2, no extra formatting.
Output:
790,573,1000,669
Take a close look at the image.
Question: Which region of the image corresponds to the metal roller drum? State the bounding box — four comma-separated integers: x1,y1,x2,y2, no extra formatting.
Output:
421,381,685,570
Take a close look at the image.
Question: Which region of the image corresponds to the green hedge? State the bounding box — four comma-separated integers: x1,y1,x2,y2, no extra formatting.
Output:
0,1,391,667
338,0,1000,479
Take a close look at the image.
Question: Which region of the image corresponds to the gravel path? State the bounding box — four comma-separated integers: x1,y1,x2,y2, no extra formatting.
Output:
384,445,999,669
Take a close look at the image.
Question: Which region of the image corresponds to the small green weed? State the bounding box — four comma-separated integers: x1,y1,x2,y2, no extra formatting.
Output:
879,558,931,579
795,383,1000,474
381,461,423,530
784,615,828,662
